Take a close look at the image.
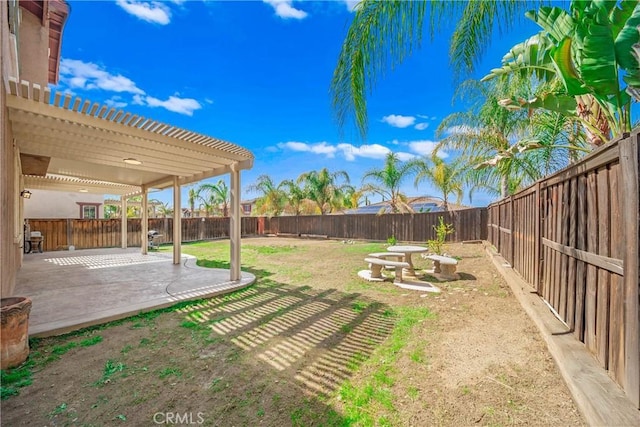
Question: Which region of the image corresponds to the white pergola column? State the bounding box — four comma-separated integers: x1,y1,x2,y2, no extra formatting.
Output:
141,186,148,255
173,176,181,265
230,164,241,281
120,195,128,249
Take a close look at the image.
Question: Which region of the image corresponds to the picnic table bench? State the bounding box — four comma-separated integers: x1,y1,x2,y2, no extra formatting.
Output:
363,257,410,282
422,254,459,280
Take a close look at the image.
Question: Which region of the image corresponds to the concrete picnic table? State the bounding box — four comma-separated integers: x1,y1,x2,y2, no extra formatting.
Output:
387,245,429,278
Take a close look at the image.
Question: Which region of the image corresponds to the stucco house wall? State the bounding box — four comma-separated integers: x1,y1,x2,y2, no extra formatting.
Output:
1,1,63,297
24,190,104,219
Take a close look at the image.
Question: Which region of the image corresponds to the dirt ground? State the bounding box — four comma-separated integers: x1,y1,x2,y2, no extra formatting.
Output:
1,237,584,426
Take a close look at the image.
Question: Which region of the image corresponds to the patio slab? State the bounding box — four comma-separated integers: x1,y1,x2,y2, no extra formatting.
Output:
15,248,256,337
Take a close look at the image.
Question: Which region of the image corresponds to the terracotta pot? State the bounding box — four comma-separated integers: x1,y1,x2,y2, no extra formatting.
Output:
1,297,32,369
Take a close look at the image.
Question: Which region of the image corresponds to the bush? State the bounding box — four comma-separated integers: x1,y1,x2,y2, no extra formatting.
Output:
426,217,454,255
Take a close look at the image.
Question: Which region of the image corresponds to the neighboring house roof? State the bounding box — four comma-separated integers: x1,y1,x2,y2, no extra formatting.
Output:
8,79,254,196
344,196,467,214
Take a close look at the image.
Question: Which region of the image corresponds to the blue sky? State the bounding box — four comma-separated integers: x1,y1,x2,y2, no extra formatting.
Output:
57,0,545,208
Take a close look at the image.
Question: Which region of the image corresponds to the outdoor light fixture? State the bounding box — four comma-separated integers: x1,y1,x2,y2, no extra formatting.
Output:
123,158,142,165
20,190,32,199
79,189,89,193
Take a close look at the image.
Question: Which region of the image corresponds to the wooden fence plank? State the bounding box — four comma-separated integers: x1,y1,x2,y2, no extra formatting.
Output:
619,135,640,408
596,167,611,368
609,162,625,388
575,174,587,342
584,173,599,356
567,177,577,330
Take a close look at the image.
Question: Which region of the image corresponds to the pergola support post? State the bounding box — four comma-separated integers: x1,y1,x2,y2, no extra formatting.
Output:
230,163,241,281
141,186,148,255
173,176,181,264
121,195,128,249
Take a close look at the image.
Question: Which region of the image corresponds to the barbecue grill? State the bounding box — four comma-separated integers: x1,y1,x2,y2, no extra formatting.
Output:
148,230,163,249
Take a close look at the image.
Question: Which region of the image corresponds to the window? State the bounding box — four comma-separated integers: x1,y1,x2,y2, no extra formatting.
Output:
82,205,96,219
77,203,101,219
242,204,251,215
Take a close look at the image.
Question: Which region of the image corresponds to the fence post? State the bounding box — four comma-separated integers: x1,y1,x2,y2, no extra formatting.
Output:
619,133,640,408
66,218,73,249
534,182,542,292
510,196,515,266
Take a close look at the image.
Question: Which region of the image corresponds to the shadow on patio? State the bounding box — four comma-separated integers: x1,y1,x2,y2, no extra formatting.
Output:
16,248,256,337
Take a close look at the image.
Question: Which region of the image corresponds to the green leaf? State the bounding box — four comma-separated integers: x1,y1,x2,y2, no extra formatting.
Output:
610,0,638,38
580,18,620,96
507,94,578,116
526,6,574,43
551,37,589,95
613,3,640,78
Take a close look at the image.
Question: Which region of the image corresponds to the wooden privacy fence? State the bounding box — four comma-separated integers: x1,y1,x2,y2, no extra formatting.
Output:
26,208,487,252
262,208,487,242
488,131,640,408
26,217,260,251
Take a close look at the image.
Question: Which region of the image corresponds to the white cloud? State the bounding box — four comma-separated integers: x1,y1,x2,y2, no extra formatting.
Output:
337,143,391,161
381,114,416,128
263,0,308,19
60,59,144,94
141,95,202,116
408,140,438,156
408,140,448,159
414,123,429,130
278,141,337,157
396,152,417,162
277,140,417,162
115,0,171,25
104,96,128,109
344,0,361,12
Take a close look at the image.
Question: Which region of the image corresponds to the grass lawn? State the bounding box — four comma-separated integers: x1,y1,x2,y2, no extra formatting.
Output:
1,237,584,426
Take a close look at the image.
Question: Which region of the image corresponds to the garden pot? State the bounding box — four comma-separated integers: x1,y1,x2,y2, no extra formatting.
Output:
1,296,32,369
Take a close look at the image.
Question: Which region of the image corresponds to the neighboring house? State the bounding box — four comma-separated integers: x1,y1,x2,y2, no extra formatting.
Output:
343,196,468,214
241,199,257,216
25,189,103,219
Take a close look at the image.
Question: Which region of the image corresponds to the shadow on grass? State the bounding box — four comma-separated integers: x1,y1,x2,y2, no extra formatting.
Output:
2,264,397,426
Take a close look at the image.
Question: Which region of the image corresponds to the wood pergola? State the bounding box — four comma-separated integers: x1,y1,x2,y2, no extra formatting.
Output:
7,78,254,281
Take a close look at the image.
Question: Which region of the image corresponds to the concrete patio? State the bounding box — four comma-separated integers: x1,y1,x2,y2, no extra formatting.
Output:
15,248,256,337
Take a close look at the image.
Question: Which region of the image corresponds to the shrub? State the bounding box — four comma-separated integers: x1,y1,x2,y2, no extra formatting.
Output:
426,217,454,255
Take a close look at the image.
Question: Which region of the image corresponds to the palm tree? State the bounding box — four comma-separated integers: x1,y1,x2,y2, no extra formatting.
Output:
187,186,199,217
413,155,465,211
281,179,307,216
297,168,352,215
247,175,286,217
199,180,230,217
435,78,541,198
155,201,173,218
331,0,539,138
362,152,417,213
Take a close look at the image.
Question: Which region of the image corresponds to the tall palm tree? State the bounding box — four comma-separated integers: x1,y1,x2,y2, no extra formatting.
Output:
199,180,230,217
297,168,352,215
435,78,537,198
362,152,417,213
281,179,307,216
413,155,465,211
331,0,539,138
247,175,286,217
187,186,199,217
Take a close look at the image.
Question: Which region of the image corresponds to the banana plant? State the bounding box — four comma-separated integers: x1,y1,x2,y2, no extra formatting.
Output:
484,0,640,147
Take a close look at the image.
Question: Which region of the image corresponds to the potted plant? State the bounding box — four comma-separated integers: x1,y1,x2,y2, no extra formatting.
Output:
1,296,32,369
